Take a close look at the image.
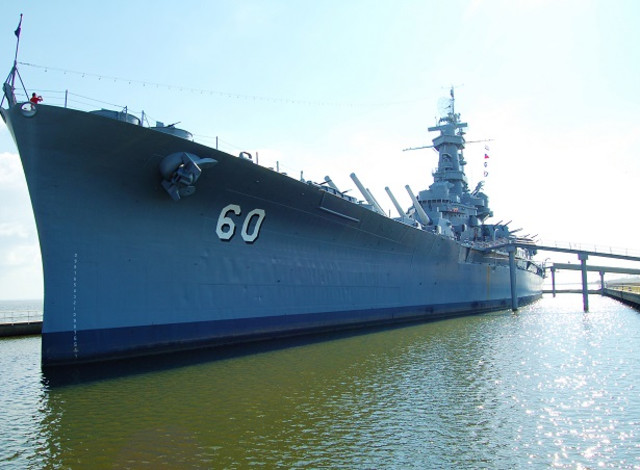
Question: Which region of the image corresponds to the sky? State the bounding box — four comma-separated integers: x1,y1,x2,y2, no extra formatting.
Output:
0,0,639,299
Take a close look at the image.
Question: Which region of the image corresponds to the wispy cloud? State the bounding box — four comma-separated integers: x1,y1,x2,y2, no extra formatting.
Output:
0,152,25,187
0,222,30,238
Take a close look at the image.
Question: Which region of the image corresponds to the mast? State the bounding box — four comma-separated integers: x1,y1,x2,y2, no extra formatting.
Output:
427,87,469,197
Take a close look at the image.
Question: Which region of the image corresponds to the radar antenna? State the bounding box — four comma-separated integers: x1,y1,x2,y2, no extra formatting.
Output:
403,85,492,152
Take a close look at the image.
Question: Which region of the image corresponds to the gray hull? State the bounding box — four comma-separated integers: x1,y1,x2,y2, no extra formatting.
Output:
1,104,543,366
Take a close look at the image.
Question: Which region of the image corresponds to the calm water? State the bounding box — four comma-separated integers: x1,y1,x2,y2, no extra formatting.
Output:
1,295,639,469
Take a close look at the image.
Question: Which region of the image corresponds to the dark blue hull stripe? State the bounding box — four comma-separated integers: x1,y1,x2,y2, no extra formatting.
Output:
42,295,541,366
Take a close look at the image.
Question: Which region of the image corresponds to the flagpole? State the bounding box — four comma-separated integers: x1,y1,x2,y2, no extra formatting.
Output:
11,14,23,88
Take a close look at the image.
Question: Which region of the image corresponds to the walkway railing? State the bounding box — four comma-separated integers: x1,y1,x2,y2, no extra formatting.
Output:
535,239,640,259
0,310,43,324
607,284,640,294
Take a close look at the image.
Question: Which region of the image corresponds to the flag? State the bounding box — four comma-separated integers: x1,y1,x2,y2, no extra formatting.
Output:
14,14,23,38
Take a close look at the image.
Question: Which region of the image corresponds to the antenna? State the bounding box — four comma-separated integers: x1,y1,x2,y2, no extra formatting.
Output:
449,86,455,116
402,139,493,153
466,139,494,145
402,144,435,152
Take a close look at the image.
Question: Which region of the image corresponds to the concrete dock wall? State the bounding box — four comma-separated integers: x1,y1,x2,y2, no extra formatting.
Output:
0,321,42,337
603,287,640,310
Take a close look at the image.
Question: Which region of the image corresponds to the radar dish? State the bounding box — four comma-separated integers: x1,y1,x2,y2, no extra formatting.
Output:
437,96,452,118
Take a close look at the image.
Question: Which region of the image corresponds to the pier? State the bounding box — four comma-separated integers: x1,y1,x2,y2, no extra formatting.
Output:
602,285,640,309
492,241,640,312
0,320,42,337
0,310,42,337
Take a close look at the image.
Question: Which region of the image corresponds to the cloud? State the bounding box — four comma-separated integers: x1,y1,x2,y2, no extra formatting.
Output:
1,243,39,268
0,263,43,300
0,150,41,299
0,152,25,187
0,222,30,238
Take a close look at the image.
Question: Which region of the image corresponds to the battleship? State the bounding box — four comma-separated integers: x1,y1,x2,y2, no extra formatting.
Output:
2,57,544,366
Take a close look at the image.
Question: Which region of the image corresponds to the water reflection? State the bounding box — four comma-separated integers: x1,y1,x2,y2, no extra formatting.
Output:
2,294,640,468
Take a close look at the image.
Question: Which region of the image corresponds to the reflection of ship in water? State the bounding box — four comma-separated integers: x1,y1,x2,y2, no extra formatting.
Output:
2,55,543,366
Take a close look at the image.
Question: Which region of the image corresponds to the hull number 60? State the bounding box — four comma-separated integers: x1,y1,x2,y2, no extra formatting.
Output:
216,204,266,243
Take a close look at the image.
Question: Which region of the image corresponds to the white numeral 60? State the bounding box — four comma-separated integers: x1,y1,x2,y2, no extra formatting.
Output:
216,204,266,243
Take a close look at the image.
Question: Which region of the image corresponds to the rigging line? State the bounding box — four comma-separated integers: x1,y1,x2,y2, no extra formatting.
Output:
17,61,431,108
66,91,125,109
212,137,245,151
15,88,65,95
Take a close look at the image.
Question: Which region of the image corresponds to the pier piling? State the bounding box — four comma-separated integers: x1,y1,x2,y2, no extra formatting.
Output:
485,240,640,311
508,246,518,311
579,252,589,312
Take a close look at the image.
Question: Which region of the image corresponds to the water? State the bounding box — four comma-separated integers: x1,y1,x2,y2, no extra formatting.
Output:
1,295,639,469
